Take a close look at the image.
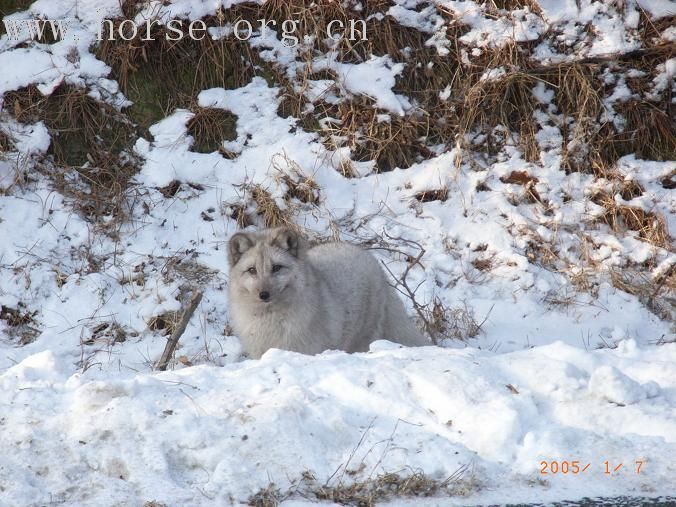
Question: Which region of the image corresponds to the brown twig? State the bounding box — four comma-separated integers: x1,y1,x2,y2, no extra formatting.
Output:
156,290,203,371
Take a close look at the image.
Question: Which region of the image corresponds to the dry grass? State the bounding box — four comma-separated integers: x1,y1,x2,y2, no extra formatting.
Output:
0,129,11,152
83,321,128,346
313,471,447,505
661,169,676,190
252,4,467,170
0,0,33,36
250,186,293,228
248,466,477,507
272,154,321,205
592,191,670,248
315,98,430,171
489,0,543,12
1,303,39,345
97,7,256,131
637,10,676,47
148,311,180,336
610,265,675,323
613,100,675,162
226,0,397,60
186,106,238,155
5,84,134,166
142,502,167,507
3,84,139,232
89,0,676,181
425,299,487,342
415,188,449,203
226,182,297,229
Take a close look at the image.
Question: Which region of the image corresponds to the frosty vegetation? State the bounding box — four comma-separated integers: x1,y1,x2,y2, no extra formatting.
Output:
0,0,674,505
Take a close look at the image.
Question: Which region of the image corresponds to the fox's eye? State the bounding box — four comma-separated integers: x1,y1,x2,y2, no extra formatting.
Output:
272,264,283,273
246,267,257,275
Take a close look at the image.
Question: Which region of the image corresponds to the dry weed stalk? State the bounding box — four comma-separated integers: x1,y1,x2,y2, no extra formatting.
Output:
375,234,488,344
272,153,321,205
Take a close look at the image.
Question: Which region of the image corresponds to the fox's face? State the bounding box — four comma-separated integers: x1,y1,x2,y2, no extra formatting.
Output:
228,227,305,308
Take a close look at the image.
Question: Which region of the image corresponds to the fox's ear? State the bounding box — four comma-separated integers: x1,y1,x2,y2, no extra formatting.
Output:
228,232,253,266
270,227,304,257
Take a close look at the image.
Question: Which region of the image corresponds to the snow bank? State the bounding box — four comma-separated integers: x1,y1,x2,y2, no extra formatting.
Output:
1,341,675,506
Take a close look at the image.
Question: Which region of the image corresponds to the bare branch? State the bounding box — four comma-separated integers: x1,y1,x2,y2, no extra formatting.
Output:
156,290,203,371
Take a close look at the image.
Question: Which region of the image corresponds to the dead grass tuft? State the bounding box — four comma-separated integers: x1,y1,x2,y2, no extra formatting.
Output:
415,188,449,203
613,100,675,162
472,257,494,272
525,238,559,268
248,483,282,507
84,322,127,346
637,10,676,47
1,303,39,345
186,106,238,155
224,202,255,229
256,4,468,170
227,183,295,229
1,303,35,327
618,180,644,201
315,98,428,171
661,169,676,190
592,191,670,248
610,265,675,322
248,466,478,507
272,153,321,205
4,84,139,231
459,69,539,161
0,129,12,152
5,84,135,166
336,158,358,178
251,186,292,228
148,311,180,336
618,206,670,247
0,0,33,36
159,180,181,198
425,299,486,342
314,471,444,505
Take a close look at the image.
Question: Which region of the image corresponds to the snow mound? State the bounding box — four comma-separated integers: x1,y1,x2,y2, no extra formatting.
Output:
2,341,675,505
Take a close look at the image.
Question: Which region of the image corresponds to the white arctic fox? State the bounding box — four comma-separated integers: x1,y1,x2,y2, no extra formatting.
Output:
227,227,427,358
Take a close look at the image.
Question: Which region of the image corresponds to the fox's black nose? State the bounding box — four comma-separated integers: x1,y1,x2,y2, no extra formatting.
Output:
259,291,270,301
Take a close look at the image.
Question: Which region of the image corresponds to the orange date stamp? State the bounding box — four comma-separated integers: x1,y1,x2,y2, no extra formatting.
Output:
540,460,645,475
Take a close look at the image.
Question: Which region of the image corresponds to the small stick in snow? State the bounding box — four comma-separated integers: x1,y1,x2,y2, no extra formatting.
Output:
156,290,203,371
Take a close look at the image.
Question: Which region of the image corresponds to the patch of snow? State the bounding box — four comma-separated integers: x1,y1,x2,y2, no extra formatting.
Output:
314,55,412,116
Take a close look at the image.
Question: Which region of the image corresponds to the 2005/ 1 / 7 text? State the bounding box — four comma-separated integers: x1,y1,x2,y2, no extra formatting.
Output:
540,460,645,475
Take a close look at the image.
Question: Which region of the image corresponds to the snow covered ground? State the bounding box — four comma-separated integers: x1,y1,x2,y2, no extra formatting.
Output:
1,0,674,505
2,341,676,506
